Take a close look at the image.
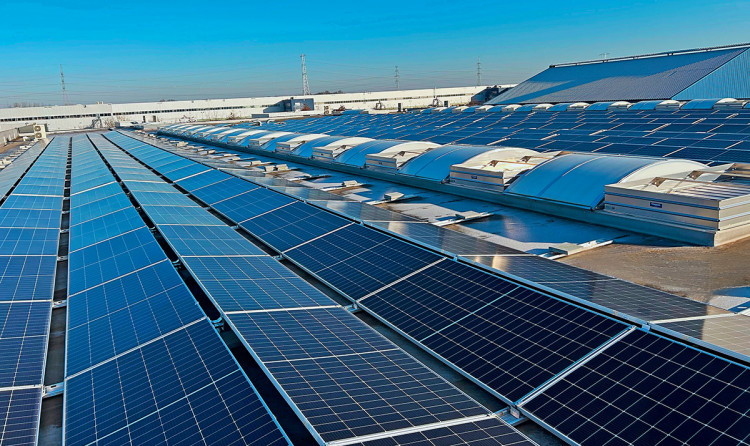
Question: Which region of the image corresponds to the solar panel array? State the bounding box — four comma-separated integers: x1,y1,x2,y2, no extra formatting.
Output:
112,130,750,445
64,135,289,445
0,137,65,445
238,108,750,164
94,133,533,445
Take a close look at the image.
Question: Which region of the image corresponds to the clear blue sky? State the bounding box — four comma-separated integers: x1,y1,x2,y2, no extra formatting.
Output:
1,0,748,106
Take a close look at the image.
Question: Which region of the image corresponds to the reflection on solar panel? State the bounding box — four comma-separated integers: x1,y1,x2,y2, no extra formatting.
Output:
211,186,297,222
520,330,750,446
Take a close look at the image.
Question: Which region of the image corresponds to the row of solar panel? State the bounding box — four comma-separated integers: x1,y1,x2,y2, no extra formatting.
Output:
99,132,533,445
113,131,750,445
0,136,67,446
63,135,290,446
240,111,750,164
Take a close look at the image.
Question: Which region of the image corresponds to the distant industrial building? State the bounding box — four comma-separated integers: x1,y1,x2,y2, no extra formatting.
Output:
0,86,507,132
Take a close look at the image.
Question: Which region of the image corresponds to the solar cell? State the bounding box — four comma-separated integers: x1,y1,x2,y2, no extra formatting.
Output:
521,329,750,446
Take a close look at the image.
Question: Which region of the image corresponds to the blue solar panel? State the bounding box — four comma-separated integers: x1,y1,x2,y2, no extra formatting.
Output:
1,195,62,210
65,320,288,446
229,308,395,362
0,388,42,445
361,260,628,402
284,224,441,300
0,209,60,229
157,224,266,256
0,256,56,302
66,261,204,375
521,330,750,446
181,256,336,312
0,228,59,256
175,169,231,190
0,302,50,388
238,201,351,252
161,163,209,182
211,187,296,223
68,193,132,226
125,190,193,207
265,348,488,442
68,207,145,252
69,182,122,208
67,227,167,295
141,204,225,226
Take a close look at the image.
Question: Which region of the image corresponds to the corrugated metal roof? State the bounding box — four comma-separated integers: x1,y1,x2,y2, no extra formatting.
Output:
674,48,750,100
489,47,747,104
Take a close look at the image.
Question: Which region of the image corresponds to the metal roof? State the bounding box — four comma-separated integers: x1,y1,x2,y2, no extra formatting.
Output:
489,46,749,104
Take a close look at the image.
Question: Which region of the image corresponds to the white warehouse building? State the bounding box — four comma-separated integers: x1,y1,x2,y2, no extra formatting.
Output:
0,85,510,132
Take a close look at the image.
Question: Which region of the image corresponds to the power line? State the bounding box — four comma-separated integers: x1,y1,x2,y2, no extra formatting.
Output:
301,54,311,95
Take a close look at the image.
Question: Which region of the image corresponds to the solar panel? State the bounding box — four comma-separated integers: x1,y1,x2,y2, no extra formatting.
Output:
64,320,288,446
0,302,50,387
228,307,395,362
188,176,260,205
157,224,266,256
0,208,61,229
361,260,627,402
0,228,59,256
265,348,488,442
69,182,121,208
309,200,421,222
126,190,195,207
140,204,226,226
67,228,168,296
238,201,350,252
181,256,336,312
174,169,231,190
520,329,750,446
284,223,442,299
68,207,146,252
68,193,132,226
211,187,296,223
2,194,63,210
350,418,534,446
66,261,204,375
0,388,42,445
161,163,209,182
0,256,56,301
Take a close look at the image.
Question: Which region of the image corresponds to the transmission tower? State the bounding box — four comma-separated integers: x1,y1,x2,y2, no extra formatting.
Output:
59,64,69,105
300,54,311,95
395,65,400,90
476,57,482,86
